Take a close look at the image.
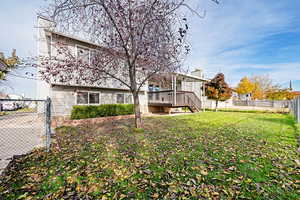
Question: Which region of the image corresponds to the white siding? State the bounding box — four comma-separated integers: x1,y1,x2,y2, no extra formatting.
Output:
51,85,148,116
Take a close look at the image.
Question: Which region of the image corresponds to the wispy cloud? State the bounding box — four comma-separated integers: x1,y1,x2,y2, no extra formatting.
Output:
186,0,300,88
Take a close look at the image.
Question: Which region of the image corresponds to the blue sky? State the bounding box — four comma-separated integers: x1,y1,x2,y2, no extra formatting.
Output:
0,0,300,98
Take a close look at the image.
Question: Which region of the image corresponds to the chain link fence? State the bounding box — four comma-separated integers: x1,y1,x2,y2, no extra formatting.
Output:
0,98,51,171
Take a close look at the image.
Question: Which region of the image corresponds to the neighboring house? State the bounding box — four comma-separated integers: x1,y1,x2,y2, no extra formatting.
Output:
37,16,208,117
8,94,24,100
238,93,252,101
0,92,8,99
232,90,252,101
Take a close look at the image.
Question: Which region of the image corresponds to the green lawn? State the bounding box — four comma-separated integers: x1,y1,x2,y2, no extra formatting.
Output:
1,112,299,199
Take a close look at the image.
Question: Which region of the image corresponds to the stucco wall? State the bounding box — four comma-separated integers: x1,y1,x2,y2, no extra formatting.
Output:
50,85,148,117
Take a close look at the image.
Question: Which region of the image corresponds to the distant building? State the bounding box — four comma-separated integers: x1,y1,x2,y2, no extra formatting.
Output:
7,94,24,100
0,92,8,99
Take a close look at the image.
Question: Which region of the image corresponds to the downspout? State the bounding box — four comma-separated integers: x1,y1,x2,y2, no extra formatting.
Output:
173,75,177,106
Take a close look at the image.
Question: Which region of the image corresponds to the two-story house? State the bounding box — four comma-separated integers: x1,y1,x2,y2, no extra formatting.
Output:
37,16,208,118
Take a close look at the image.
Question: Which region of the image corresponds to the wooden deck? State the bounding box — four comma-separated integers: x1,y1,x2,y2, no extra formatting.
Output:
148,90,202,112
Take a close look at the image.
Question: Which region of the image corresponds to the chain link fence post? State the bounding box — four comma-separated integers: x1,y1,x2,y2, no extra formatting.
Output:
45,97,52,152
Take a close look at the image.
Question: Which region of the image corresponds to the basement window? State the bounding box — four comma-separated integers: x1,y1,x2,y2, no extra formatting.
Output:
117,94,125,104
76,91,100,105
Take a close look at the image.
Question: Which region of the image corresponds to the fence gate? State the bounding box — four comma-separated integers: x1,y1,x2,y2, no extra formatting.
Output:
0,98,51,172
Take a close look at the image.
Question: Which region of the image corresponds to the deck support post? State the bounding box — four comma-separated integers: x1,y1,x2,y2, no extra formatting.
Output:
173,75,177,106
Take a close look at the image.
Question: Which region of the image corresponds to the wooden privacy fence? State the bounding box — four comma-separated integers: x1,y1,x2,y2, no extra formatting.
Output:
291,97,300,124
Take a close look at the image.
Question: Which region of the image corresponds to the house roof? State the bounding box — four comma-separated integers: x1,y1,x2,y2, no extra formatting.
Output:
50,83,147,92
46,30,106,49
172,72,210,82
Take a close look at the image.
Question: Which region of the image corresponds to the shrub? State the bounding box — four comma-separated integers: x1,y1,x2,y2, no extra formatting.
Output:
71,104,134,120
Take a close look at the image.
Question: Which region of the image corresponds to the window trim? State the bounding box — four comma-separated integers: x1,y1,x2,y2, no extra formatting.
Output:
75,91,101,105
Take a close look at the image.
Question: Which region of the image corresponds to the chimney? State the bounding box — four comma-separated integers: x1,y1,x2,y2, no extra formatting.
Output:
191,68,204,78
37,15,56,31
11,49,16,58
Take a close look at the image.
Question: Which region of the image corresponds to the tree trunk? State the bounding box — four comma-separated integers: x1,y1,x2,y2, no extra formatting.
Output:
215,99,219,112
133,92,142,128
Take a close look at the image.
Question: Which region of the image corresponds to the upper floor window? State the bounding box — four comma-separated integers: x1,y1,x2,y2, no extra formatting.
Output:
77,46,90,64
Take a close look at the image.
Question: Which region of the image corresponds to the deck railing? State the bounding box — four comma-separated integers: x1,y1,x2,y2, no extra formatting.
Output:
148,90,202,111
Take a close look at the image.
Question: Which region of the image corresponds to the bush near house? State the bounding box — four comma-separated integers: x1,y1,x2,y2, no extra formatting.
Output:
71,104,134,120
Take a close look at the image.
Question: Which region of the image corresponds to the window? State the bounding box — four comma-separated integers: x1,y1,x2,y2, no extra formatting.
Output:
77,46,90,64
89,93,100,104
117,94,125,104
89,50,98,65
77,92,88,104
125,94,133,104
76,91,100,105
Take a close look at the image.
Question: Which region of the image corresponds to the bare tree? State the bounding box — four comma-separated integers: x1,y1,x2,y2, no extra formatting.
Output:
40,0,218,128
250,75,279,99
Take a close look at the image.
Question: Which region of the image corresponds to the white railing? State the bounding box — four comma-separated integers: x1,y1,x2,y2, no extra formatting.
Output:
291,97,300,124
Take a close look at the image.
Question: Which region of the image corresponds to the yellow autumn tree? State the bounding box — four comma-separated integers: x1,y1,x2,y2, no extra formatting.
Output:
251,82,264,100
236,77,255,95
